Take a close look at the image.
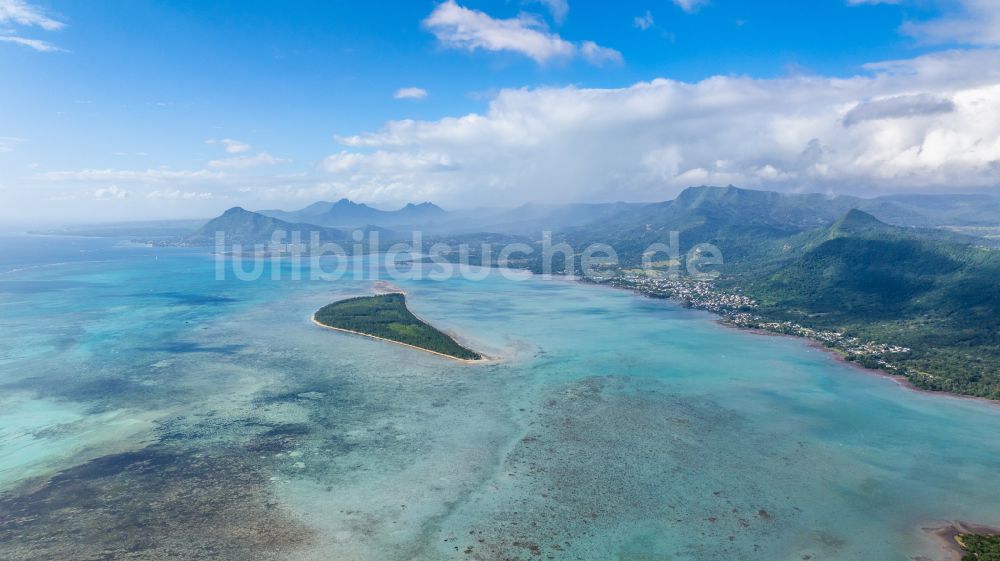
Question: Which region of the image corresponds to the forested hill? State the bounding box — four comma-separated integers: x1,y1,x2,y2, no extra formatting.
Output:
728,209,1000,398
186,207,349,245
561,186,998,265
551,194,1000,399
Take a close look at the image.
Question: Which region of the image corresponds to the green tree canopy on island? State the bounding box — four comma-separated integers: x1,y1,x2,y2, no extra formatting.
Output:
314,294,481,361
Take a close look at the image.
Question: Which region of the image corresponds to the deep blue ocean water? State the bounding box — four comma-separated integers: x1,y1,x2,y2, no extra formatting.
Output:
1,234,999,560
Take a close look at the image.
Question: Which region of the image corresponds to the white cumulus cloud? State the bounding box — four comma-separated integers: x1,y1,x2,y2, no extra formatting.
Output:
0,35,64,52
93,185,128,200
633,11,654,30
673,0,708,14
395,87,429,100
221,139,251,154
208,152,289,169
322,49,1000,207
0,0,64,30
843,93,955,126
902,0,1000,46
207,138,252,154
580,41,622,66
851,0,1000,46
422,0,620,66
204,139,288,168
0,0,66,53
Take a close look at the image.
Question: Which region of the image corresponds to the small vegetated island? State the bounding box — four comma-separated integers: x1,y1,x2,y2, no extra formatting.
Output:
958,533,1000,561
312,293,482,361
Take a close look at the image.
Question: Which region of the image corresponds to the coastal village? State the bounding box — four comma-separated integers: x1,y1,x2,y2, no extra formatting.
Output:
604,271,912,374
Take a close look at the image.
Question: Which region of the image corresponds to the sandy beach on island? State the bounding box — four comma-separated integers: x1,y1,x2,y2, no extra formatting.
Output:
309,315,492,364
312,282,497,364
371,280,405,295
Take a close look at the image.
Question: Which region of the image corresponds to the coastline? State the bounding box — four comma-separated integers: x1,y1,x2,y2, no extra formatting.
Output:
722,320,1000,410
309,315,491,364
923,522,1000,561
590,278,1000,410
797,336,1000,409
587,277,1000,560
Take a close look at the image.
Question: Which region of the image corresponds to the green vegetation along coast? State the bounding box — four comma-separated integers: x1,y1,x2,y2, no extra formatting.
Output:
958,534,1000,561
202,186,1000,400
312,293,482,361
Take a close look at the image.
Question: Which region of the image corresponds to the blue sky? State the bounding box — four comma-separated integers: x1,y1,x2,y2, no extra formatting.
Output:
1,0,999,222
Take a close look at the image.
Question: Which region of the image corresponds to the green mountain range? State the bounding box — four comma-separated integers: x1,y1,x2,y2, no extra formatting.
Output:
185,206,407,247
543,188,1000,398
186,207,347,245
562,186,995,264
190,186,1000,398
730,209,1000,398
259,199,448,229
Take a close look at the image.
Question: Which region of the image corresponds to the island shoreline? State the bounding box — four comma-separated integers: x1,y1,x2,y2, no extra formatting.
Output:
309,314,491,365
922,522,1000,561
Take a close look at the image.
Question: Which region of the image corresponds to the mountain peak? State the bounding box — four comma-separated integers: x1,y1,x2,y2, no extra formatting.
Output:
674,185,760,207
832,208,889,234
403,201,443,210
333,198,367,208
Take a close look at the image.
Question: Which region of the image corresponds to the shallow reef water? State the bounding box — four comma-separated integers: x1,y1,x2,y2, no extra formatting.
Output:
1,235,999,561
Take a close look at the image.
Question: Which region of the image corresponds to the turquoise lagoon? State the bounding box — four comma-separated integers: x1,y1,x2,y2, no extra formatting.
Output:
1,234,999,560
